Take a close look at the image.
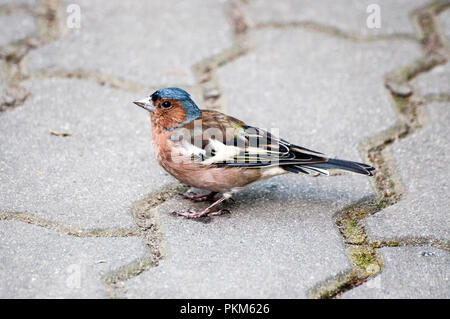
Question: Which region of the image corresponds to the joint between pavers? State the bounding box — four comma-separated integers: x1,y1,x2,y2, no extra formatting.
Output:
3,183,189,299
0,211,140,238
35,0,65,43
102,182,189,299
192,0,251,112
309,118,411,298
0,0,66,113
253,21,417,43
0,3,35,16
308,0,449,299
308,242,384,299
422,92,450,103
28,68,179,94
370,237,450,252
386,2,449,97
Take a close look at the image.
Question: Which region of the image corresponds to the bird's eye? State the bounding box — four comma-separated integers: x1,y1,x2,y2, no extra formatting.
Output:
161,101,172,109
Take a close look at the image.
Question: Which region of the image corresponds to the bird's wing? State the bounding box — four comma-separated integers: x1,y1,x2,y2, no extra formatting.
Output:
174,110,375,176
213,125,329,168
177,110,329,171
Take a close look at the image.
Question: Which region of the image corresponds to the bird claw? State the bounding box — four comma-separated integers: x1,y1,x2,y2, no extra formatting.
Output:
174,209,230,219
209,209,230,216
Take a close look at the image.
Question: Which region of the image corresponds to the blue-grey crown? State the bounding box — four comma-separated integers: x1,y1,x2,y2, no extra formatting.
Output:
151,87,192,101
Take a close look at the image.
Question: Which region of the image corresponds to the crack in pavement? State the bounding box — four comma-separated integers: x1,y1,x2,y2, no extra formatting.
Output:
0,212,140,238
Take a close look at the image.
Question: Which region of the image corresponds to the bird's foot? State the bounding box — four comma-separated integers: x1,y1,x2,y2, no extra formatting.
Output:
180,191,218,202
174,208,230,219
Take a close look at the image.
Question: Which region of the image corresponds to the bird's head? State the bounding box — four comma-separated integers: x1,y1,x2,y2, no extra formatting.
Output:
133,88,202,132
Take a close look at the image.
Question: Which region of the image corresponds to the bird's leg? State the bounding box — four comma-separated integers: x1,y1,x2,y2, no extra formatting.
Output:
180,191,218,202
175,195,230,219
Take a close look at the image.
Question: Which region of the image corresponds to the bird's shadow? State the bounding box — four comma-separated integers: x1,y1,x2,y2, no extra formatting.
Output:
180,175,360,223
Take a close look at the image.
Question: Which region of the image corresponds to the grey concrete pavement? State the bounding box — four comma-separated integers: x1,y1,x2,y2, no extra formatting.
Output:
246,0,430,36
0,13,36,46
0,221,146,298
0,78,174,229
27,0,232,86
0,0,449,298
413,63,450,96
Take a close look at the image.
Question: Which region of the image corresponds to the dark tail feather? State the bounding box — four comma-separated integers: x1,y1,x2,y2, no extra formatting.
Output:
310,158,375,176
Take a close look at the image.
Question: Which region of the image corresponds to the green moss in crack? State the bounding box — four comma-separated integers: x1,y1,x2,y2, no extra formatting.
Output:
340,219,366,245
350,246,381,276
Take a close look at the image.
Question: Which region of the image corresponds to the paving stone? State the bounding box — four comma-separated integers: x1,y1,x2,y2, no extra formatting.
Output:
27,0,232,86
365,102,450,241
342,246,449,298
219,28,421,161
412,62,450,96
0,220,146,298
246,0,430,36
127,174,373,298
0,13,36,46
0,78,175,229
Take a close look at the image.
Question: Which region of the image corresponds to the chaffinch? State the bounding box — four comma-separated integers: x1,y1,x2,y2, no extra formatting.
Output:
134,88,374,219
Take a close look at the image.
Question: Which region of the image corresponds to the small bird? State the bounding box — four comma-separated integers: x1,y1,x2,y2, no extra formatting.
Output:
134,88,375,219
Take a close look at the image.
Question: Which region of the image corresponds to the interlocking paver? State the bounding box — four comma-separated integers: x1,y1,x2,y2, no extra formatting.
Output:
0,220,146,298
0,13,36,46
0,78,175,229
365,102,450,241
27,0,232,86
245,0,430,36
342,246,449,298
